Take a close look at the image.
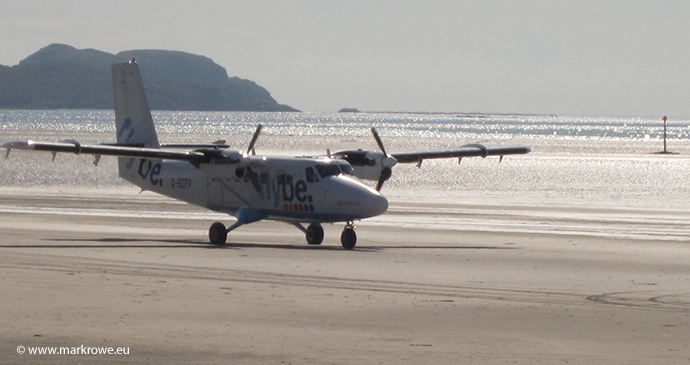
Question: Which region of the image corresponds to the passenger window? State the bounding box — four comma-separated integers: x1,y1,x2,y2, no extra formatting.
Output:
306,167,317,183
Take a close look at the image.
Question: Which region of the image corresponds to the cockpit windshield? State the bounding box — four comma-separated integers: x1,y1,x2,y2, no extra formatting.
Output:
336,161,355,176
315,161,354,178
315,163,339,178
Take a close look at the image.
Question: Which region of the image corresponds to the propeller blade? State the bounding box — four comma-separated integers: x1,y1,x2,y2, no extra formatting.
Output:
375,167,392,192
246,124,263,155
371,127,388,157
376,176,385,191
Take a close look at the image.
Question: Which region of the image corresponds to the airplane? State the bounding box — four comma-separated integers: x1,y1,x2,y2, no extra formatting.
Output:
2,60,531,249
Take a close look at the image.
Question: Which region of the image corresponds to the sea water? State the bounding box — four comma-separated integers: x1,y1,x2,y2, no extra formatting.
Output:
2,110,690,210
2,109,688,139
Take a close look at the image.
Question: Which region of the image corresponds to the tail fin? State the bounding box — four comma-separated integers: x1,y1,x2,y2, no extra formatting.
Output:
112,60,160,148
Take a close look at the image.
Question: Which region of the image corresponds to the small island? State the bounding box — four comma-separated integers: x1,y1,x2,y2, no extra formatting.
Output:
338,108,361,113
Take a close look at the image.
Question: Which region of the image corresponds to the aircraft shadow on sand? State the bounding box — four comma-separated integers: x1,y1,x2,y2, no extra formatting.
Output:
2,238,519,252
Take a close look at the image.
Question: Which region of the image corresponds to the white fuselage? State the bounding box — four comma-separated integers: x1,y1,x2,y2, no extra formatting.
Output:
117,154,389,223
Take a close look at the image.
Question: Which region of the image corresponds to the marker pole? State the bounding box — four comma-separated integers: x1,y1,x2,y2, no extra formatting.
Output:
663,116,667,153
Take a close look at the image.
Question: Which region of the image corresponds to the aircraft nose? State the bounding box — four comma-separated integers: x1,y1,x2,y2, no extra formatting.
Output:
367,191,389,217
348,181,388,218
331,176,389,219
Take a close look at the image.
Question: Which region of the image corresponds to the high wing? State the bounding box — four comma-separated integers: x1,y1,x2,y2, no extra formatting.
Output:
2,140,232,164
4,126,531,193
159,140,230,149
332,128,531,190
392,144,531,164
333,144,530,187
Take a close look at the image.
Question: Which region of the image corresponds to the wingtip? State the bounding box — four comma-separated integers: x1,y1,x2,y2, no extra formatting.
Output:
2,140,33,149
3,140,35,159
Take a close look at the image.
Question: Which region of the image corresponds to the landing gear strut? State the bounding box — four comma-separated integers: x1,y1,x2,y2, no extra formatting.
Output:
211,220,358,249
306,222,324,245
340,222,357,250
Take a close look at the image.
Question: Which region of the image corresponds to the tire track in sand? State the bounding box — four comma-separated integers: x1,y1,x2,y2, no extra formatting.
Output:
3,251,689,312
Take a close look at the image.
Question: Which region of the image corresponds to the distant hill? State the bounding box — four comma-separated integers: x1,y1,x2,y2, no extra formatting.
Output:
0,44,298,111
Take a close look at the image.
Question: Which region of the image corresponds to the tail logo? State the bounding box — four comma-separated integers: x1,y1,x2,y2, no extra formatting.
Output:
117,118,136,144
118,117,137,169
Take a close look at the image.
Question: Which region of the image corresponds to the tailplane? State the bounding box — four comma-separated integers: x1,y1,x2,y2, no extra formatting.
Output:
112,60,160,148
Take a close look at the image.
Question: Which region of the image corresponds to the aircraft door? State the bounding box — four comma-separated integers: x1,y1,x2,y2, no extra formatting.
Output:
276,170,295,202
206,177,224,208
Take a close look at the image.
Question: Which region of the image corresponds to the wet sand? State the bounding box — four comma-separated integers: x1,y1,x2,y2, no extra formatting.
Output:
0,186,689,364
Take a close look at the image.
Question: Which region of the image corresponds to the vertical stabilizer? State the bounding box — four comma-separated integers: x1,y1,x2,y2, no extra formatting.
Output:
112,60,160,148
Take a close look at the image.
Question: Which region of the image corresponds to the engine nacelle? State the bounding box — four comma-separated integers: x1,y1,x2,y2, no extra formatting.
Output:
335,150,397,181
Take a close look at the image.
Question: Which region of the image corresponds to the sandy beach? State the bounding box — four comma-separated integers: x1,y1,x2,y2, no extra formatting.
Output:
0,184,689,364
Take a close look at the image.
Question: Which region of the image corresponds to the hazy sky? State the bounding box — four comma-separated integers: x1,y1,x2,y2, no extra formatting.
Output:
2,0,689,116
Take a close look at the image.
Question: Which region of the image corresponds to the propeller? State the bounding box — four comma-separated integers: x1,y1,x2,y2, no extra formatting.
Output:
370,127,397,191
371,127,387,157
246,124,263,155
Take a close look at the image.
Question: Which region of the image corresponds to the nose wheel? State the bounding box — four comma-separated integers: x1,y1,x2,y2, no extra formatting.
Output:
340,223,357,250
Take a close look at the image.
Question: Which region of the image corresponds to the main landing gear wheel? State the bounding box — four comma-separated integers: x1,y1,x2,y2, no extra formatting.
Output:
209,222,227,246
340,225,357,250
306,222,324,245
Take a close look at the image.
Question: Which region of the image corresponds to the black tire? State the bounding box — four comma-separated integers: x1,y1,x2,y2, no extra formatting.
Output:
306,222,324,245
209,222,227,245
340,227,357,250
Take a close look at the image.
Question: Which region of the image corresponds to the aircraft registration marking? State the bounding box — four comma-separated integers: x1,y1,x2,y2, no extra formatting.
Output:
171,178,192,189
